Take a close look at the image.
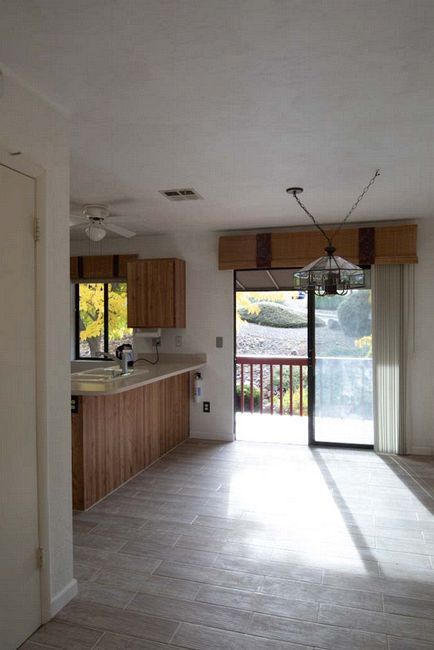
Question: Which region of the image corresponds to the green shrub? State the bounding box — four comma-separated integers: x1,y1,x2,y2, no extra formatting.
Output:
248,294,285,304
327,318,340,330
272,365,304,392
235,384,260,412
238,302,307,328
282,387,308,415
315,294,341,311
337,292,371,337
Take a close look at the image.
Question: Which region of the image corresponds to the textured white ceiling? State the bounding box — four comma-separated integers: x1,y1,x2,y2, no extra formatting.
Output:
1,0,434,238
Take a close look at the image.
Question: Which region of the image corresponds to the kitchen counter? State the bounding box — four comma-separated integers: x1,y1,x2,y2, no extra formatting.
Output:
71,353,206,396
71,353,204,510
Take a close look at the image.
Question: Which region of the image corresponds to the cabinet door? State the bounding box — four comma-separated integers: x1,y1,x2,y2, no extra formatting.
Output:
127,258,185,328
164,373,190,450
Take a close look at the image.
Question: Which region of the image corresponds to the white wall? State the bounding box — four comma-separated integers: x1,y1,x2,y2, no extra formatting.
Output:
71,231,235,440
406,218,434,455
0,69,75,616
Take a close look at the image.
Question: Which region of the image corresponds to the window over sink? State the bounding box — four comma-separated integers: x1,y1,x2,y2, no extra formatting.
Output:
75,282,133,359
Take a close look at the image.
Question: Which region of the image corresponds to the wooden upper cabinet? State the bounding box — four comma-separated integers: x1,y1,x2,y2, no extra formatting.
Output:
127,258,186,328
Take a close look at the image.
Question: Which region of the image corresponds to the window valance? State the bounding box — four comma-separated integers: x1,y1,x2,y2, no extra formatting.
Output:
219,224,417,270
70,254,138,282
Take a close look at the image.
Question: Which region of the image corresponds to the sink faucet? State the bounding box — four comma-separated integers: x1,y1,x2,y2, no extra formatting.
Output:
120,350,130,375
115,344,134,375
97,351,129,374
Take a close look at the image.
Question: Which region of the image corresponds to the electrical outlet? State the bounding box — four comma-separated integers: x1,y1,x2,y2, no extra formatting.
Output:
216,336,223,348
203,401,210,413
152,337,161,347
175,335,182,347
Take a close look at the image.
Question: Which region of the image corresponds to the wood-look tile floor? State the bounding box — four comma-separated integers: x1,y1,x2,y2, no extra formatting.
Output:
24,440,434,650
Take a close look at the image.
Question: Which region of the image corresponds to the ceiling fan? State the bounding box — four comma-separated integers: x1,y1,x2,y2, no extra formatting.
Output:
70,204,137,240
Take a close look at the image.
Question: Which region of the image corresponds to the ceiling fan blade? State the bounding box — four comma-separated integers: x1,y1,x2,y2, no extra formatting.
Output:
71,198,135,211
70,221,88,230
104,223,136,238
70,215,87,226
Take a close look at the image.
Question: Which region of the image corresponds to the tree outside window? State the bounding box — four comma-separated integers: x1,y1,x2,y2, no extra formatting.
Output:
76,282,132,358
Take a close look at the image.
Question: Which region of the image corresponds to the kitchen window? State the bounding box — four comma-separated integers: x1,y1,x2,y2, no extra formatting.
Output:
74,282,133,359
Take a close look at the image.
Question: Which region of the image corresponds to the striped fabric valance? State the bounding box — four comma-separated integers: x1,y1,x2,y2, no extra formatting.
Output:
219,224,417,270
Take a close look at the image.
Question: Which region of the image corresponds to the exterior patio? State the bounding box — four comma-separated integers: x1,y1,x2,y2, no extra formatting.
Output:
236,413,374,445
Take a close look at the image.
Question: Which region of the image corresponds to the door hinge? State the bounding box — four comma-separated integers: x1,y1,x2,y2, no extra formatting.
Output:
34,217,40,242
37,546,44,569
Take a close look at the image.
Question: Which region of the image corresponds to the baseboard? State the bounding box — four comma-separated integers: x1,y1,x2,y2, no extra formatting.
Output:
189,430,234,442
407,446,433,456
50,578,78,618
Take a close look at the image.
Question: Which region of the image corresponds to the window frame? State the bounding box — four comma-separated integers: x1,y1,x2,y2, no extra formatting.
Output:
74,282,129,360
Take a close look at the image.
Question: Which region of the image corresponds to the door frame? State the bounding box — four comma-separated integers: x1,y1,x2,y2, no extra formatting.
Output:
0,148,51,621
233,268,310,442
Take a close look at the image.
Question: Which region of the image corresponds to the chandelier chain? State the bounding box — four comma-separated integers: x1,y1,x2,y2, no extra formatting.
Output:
292,193,332,245
292,169,380,246
331,169,380,240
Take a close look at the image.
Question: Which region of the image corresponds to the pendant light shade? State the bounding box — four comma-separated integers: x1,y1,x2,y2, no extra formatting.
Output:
294,245,365,296
287,170,380,296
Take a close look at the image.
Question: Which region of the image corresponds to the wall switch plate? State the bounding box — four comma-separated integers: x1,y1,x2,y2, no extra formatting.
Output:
175,335,182,347
203,401,210,413
216,337,223,348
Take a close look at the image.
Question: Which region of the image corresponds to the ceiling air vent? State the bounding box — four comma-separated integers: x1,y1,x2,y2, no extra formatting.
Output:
159,188,203,201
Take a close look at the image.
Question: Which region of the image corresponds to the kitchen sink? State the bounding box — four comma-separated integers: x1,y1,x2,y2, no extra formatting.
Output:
72,366,149,382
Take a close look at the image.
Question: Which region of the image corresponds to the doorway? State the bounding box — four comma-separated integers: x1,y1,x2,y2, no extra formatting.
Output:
234,269,309,444
0,163,41,647
234,270,373,448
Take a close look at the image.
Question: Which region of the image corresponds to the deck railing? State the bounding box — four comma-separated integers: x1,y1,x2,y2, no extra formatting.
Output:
236,356,309,416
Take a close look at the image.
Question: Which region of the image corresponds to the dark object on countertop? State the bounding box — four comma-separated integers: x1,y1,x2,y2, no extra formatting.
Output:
115,343,134,368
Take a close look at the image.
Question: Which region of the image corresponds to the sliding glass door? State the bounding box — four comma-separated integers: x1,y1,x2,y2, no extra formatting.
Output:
309,288,374,447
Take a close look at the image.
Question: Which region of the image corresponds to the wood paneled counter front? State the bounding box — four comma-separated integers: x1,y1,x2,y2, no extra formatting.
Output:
71,355,205,510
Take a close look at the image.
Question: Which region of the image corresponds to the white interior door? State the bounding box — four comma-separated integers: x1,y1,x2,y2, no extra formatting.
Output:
0,163,41,648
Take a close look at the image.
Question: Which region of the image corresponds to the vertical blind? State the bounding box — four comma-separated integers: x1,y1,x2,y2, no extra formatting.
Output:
372,265,413,454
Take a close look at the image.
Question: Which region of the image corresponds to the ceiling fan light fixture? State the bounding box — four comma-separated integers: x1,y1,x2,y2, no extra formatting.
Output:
83,204,110,219
70,203,137,239
85,224,106,241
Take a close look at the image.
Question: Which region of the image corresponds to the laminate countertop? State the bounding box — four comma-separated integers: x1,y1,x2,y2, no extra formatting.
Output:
71,353,206,396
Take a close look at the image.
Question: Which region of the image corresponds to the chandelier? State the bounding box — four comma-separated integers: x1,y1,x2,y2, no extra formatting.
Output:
287,170,380,296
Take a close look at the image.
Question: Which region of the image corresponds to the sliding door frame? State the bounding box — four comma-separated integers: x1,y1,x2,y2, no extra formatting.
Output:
307,289,316,446
308,287,374,450
232,270,374,449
